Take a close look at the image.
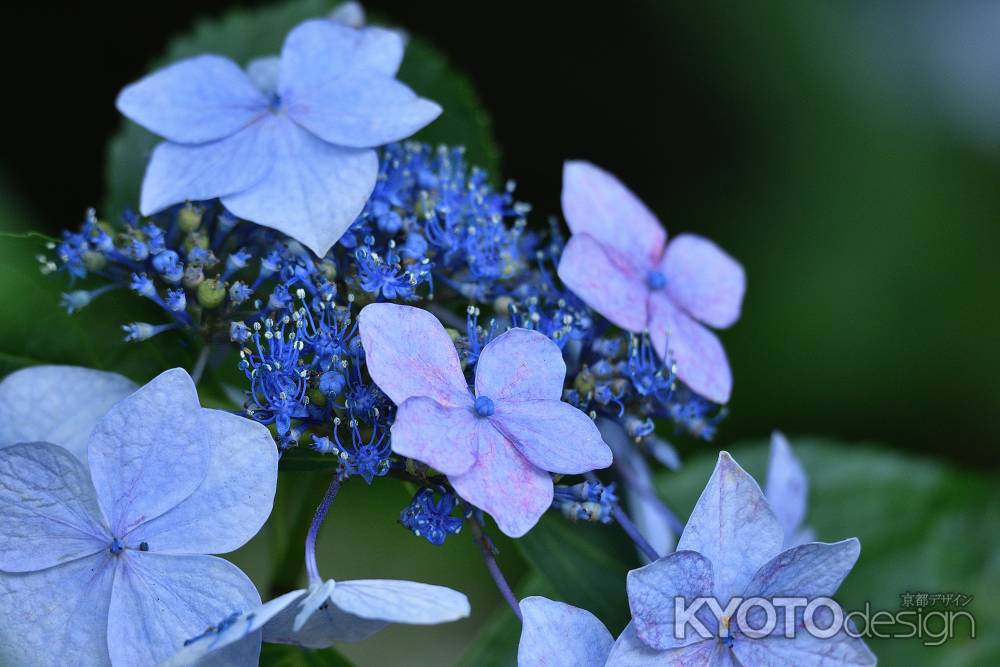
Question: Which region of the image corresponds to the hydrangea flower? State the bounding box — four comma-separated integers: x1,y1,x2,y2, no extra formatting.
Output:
766,430,815,548
606,452,875,666
359,303,613,537
517,596,614,667
557,161,746,403
117,19,441,256
0,365,137,462
0,368,278,666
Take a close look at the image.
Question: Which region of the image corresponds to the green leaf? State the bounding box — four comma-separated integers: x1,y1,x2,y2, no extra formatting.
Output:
261,643,355,667
655,438,1000,666
515,513,638,635
103,0,499,219
0,232,193,381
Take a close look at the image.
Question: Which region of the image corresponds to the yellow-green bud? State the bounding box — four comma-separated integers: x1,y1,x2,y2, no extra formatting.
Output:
183,264,204,288
183,231,210,254
178,204,203,233
197,278,226,309
82,251,106,272
308,388,327,407
574,366,596,396
493,295,514,317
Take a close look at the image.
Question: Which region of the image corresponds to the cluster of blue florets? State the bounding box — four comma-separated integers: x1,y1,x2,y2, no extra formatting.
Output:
44,141,725,546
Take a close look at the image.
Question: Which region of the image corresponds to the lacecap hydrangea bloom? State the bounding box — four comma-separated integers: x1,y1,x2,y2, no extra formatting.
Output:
359,302,613,537
558,161,745,403
0,368,278,666
117,18,441,256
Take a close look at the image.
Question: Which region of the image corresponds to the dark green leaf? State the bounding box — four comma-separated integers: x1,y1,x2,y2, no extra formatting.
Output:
656,438,1000,666
515,513,638,635
103,0,499,219
261,643,355,667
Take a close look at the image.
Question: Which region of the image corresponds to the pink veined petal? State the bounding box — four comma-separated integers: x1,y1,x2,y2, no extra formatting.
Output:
139,124,276,216
449,423,553,538
390,396,478,476
659,234,746,329
562,161,667,271
732,628,877,667
0,365,137,463
280,20,405,91
765,431,809,545
518,596,614,667
648,293,733,403
88,369,211,538
557,233,649,332
125,410,277,555
626,551,716,651
677,452,784,605
605,621,716,667
0,442,108,572
221,118,378,257
116,54,268,144
741,539,861,602
107,553,261,667
286,70,441,149
358,303,472,408
492,399,612,475
474,328,566,402
0,550,115,667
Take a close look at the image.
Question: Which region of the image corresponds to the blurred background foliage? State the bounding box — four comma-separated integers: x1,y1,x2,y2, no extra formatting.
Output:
1,0,998,664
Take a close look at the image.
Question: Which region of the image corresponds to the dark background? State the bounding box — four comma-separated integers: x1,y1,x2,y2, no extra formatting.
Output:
3,0,998,465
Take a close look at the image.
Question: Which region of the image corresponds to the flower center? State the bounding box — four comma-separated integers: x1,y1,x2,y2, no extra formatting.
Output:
109,537,125,555
646,270,667,290
474,395,495,417
268,92,283,112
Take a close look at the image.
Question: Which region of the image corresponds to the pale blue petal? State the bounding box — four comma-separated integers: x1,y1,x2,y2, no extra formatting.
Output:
659,233,746,329
331,579,470,625
677,452,783,603
0,551,115,667
293,581,336,632
263,587,387,647
0,442,108,571
605,621,716,666
140,124,275,216
158,590,303,667
246,56,280,97
287,70,440,148
627,551,716,650
126,410,277,555
107,553,260,666
281,20,404,89
732,627,877,666
329,1,366,28
117,55,268,143
0,366,137,462
765,431,809,546
475,328,565,402
518,596,613,667
221,118,378,256
742,539,861,601
88,369,211,537
493,399,612,474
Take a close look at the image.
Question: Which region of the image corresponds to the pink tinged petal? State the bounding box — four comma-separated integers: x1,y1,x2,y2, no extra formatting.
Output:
116,55,268,144
287,71,441,148
391,396,478,475
280,20,404,89
557,233,649,332
139,125,274,217
107,553,261,666
0,551,115,667
160,590,304,667
221,119,378,257
742,539,861,601
449,423,553,538
126,411,277,555
660,234,745,329
649,294,733,403
732,628,877,667
358,303,471,407
492,400,612,474
517,596,614,667
765,431,809,545
331,579,470,625
562,161,667,270
0,442,108,571
474,328,566,402
0,365,137,463
88,368,211,537
677,452,784,604
627,551,716,650
606,621,716,667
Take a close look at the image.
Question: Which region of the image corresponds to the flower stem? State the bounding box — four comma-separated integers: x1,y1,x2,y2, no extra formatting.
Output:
304,474,343,587
469,518,522,622
585,471,660,562
190,345,211,385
